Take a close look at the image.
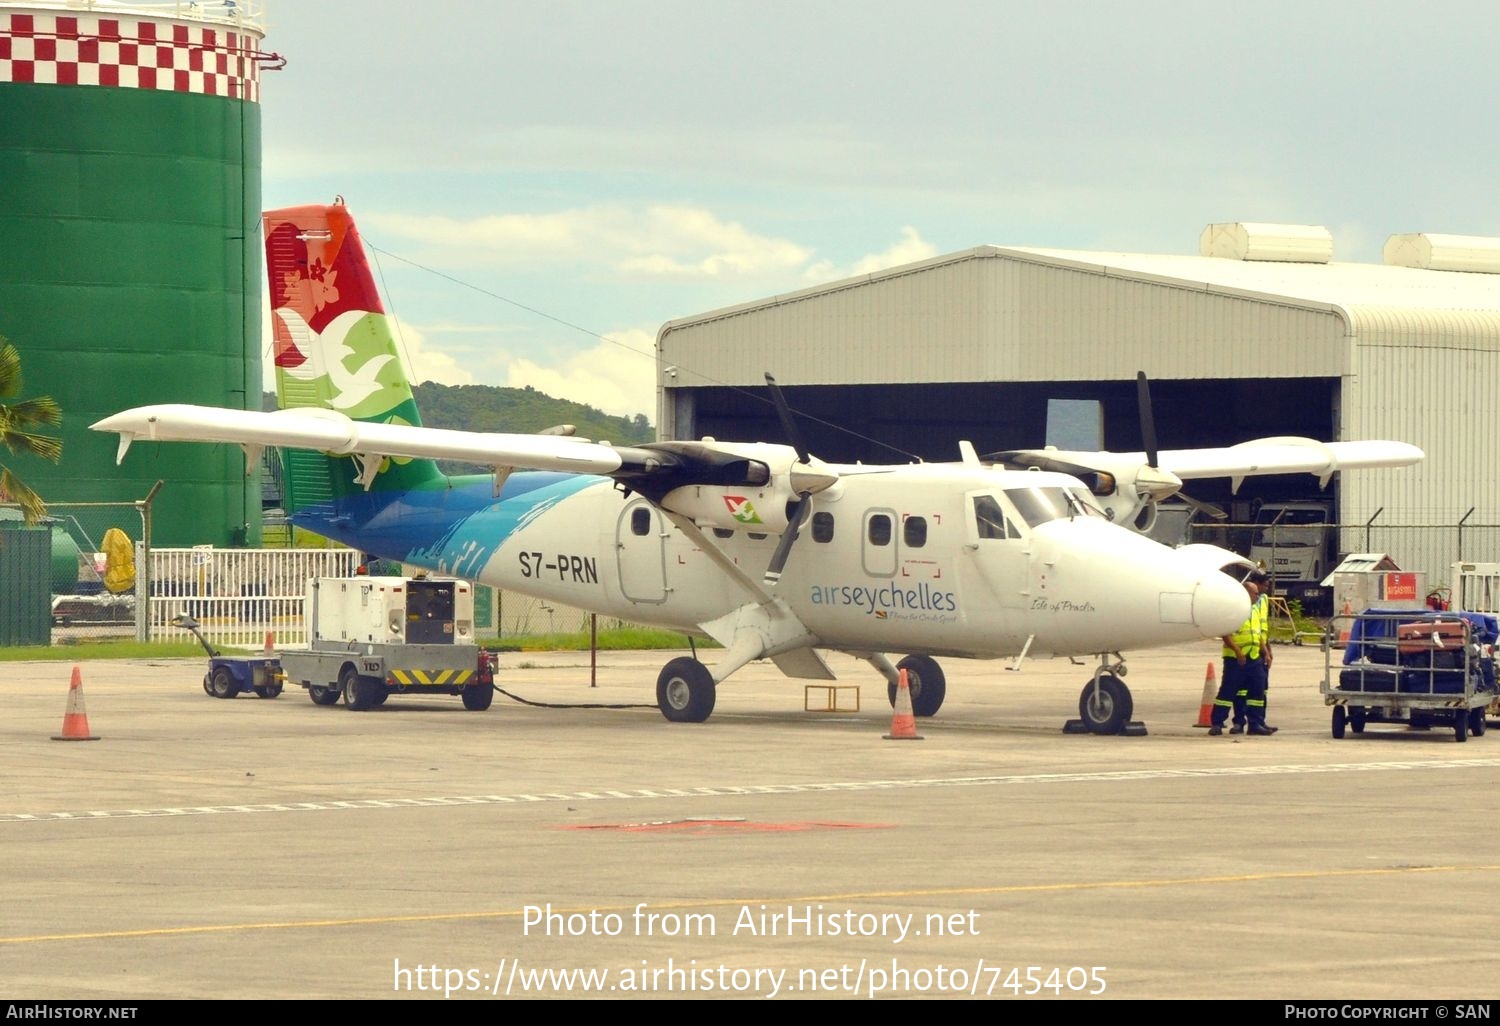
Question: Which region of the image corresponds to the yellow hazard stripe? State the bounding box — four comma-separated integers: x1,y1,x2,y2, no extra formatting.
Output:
390,669,474,686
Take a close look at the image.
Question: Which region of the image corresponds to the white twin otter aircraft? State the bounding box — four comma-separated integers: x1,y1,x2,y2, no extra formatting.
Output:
92,201,1423,731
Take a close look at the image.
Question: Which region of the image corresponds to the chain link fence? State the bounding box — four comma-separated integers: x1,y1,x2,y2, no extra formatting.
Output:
1,500,146,645
13,494,1500,648
1185,520,1500,617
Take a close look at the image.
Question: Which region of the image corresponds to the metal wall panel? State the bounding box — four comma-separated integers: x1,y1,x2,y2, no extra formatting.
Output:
658,248,1500,587
0,528,51,646
658,249,1352,393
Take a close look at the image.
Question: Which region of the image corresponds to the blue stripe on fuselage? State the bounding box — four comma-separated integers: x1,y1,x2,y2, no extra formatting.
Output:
290,471,603,576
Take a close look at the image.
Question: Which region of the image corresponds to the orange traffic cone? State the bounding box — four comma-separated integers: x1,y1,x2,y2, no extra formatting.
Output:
1194,662,1217,728
884,669,923,741
263,630,275,656
51,665,99,742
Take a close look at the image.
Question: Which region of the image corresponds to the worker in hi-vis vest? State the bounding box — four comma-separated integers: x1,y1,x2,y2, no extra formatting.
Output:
1210,577,1277,736
1231,569,1274,733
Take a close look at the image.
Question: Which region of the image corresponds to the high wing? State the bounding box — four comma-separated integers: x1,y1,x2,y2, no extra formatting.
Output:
1157,437,1425,486
91,402,840,534
990,437,1424,530
95,404,640,477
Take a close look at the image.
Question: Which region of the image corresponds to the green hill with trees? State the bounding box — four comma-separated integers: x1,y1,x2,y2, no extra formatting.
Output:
409,382,653,443
263,382,653,443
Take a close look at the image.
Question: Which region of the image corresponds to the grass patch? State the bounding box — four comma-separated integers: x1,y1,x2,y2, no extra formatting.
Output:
0,627,714,661
0,641,210,662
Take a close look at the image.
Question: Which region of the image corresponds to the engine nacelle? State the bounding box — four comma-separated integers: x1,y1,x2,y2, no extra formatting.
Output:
652,440,837,534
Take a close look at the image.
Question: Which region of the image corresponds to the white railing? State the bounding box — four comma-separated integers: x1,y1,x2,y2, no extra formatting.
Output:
146,546,360,648
0,1,266,33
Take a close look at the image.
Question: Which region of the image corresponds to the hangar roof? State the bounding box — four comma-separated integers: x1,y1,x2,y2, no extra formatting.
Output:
660,241,1500,346
1007,245,1500,328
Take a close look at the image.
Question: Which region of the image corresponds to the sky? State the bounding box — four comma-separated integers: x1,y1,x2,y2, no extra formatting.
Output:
254,1,1500,419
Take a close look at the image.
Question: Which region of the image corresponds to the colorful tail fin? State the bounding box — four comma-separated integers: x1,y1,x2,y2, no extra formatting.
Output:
263,200,443,510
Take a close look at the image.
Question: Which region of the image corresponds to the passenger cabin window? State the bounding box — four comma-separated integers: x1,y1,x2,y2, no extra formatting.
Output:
973,495,1013,540
867,513,892,546
904,516,927,548
811,512,835,543
631,506,652,536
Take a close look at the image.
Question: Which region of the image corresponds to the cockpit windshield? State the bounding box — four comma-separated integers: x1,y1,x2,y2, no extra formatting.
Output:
1004,486,1106,527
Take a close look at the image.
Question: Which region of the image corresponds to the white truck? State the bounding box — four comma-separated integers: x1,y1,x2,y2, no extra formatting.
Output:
1247,501,1335,589
277,574,496,711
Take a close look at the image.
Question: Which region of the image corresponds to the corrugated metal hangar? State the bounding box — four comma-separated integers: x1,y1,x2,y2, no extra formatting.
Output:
655,223,1500,590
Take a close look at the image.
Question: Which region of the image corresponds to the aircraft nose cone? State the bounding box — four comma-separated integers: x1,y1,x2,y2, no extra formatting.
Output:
1194,570,1251,637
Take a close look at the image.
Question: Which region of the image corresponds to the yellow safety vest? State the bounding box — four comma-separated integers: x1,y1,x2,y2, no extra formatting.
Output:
1223,600,1264,659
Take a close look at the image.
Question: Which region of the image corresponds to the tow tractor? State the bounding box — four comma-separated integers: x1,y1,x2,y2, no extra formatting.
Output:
175,613,283,700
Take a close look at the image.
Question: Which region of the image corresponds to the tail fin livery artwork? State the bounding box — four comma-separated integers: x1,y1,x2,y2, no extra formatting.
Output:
92,199,1424,729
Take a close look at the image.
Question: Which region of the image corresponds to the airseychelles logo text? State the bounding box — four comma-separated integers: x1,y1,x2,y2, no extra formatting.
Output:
809,582,958,619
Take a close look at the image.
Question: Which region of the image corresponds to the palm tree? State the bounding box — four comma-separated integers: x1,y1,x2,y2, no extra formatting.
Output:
0,338,63,524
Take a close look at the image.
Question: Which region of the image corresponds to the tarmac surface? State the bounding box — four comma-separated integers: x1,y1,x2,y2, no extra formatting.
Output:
3,638,1499,1001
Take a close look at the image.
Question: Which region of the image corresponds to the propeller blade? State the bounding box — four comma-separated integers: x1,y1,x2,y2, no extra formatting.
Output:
764,372,811,465
763,492,811,585
1177,490,1228,521
1137,370,1159,469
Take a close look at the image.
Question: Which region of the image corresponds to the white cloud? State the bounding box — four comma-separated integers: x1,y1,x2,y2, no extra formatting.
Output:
365,204,811,279
391,320,476,387
501,330,658,420
804,227,939,282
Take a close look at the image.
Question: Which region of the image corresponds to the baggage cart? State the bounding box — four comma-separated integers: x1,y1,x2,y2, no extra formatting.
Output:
1322,609,1498,742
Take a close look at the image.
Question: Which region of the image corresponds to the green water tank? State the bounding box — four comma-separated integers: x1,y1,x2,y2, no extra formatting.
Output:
0,3,274,547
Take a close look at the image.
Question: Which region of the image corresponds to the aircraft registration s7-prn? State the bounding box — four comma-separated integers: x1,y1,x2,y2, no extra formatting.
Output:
90,199,1425,732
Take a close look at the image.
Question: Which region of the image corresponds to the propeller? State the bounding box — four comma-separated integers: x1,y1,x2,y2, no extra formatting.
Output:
762,372,819,585
1134,371,1226,523
984,372,1227,528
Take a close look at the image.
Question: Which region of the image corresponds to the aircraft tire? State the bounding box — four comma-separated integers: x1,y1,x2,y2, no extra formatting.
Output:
209,666,237,699
308,684,341,706
891,655,946,717
657,657,716,723
462,683,494,711
1077,674,1133,734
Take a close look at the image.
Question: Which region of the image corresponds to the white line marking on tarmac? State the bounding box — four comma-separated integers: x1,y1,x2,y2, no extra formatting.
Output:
4,758,1497,824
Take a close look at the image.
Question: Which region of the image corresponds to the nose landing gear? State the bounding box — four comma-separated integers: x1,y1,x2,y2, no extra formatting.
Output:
1065,654,1148,736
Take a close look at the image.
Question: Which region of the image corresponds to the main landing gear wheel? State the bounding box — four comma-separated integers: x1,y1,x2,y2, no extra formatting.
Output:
889,654,946,717
656,657,716,723
1077,673,1133,734
308,684,340,706
208,666,237,699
